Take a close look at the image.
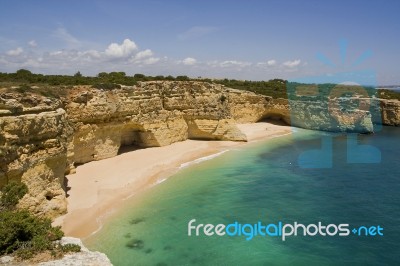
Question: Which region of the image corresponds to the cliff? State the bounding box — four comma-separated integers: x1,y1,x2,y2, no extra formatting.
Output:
380,98,400,126
0,81,399,217
65,82,247,166
0,93,70,217
0,81,254,217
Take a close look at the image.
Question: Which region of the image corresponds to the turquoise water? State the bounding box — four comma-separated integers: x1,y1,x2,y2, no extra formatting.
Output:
85,126,400,265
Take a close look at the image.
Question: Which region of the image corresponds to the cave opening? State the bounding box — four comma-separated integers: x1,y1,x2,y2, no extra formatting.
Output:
118,129,145,155
45,194,53,201
257,113,290,126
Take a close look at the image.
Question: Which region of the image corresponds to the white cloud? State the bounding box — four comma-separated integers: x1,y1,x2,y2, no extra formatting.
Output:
0,36,309,80
134,49,153,60
105,39,138,58
143,57,160,65
53,27,80,46
6,47,23,56
49,50,63,56
283,59,301,68
219,60,251,68
178,26,218,41
28,40,37,47
82,50,101,59
182,57,197,65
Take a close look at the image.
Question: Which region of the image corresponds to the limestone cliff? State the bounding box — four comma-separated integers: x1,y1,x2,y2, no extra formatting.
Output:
380,98,400,126
0,81,399,217
1,81,253,215
229,90,399,133
65,82,247,165
0,92,70,217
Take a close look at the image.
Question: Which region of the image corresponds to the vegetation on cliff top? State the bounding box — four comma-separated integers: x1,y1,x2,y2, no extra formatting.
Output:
1,69,399,100
377,89,400,100
0,182,80,260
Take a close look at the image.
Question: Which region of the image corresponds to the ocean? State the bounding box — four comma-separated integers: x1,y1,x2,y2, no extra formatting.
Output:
85,126,400,265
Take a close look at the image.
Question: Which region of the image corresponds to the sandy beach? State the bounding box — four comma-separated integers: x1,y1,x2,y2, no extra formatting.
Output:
54,122,291,238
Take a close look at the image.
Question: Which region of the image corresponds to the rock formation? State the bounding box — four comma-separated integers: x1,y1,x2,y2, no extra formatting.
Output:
380,98,400,126
0,81,399,217
65,82,247,165
0,93,70,217
0,237,112,266
39,237,112,266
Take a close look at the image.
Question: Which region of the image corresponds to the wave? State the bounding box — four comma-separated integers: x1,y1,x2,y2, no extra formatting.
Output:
155,177,168,184
179,150,228,169
89,208,116,237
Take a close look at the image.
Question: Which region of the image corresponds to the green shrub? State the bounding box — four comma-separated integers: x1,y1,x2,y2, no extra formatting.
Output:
92,83,122,90
15,84,33,94
0,208,64,257
0,182,28,209
378,89,400,100
61,243,81,253
0,182,79,259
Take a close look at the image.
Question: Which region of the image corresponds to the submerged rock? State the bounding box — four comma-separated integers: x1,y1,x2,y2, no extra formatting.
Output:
125,239,145,250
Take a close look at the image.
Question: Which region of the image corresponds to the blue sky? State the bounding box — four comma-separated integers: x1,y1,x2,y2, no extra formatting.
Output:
0,0,399,84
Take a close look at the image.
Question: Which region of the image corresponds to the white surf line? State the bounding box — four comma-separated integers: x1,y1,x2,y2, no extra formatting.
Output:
179,150,229,169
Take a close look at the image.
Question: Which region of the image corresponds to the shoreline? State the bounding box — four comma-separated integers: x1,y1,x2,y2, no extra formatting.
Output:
54,122,292,238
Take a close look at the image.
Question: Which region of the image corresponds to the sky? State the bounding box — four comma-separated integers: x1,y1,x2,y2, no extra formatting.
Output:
0,0,399,85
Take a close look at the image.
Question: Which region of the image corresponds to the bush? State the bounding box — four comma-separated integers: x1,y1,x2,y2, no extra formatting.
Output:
176,75,189,81
219,95,227,103
0,182,78,259
61,243,81,253
0,182,28,209
92,83,121,90
0,208,64,256
15,84,33,94
378,89,400,100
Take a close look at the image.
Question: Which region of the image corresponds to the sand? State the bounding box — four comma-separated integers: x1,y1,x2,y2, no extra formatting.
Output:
54,122,291,238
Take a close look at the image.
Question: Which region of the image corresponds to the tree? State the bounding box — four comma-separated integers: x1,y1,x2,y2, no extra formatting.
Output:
176,75,189,81
133,73,145,79
97,72,108,79
74,71,82,77
15,69,33,82
16,69,32,77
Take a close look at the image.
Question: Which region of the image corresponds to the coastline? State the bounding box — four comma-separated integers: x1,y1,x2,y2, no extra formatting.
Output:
54,122,292,238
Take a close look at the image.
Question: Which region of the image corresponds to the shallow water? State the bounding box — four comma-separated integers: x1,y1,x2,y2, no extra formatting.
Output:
85,126,400,265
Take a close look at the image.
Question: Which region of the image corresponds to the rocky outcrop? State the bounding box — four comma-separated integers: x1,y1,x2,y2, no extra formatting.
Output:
230,91,399,134
380,98,400,126
38,237,112,266
0,237,112,266
0,93,70,218
287,97,375,133
226,89,268,123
